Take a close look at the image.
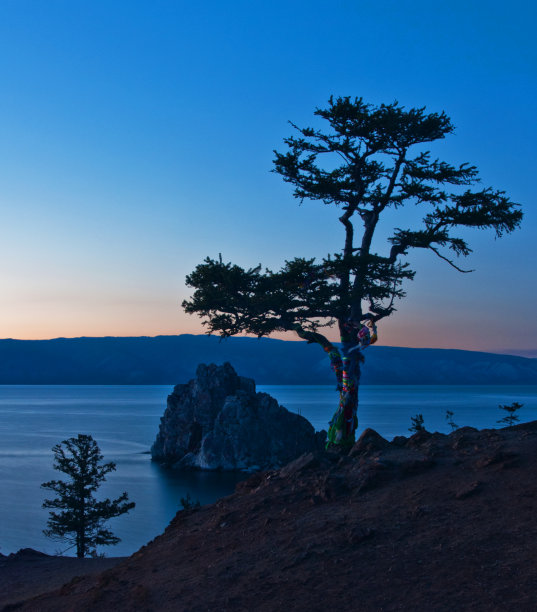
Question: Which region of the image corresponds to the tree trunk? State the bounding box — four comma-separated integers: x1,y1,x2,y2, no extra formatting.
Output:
77,499,85,558
292,322,371,449
326,349,362,448
76,532,83,558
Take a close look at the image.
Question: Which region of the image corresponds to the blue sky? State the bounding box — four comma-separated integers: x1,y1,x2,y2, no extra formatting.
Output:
1,1,535,354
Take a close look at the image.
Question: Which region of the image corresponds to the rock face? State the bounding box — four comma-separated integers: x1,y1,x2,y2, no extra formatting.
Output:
151,362,324,470
19,422,537,612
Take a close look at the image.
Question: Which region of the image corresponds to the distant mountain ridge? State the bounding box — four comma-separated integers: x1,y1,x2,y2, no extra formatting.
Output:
0,335,536,385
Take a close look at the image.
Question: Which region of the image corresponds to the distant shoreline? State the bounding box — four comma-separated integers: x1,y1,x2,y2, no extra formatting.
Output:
0,335,536,385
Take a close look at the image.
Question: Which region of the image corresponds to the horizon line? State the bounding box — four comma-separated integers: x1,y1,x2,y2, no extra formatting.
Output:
0,333,535,359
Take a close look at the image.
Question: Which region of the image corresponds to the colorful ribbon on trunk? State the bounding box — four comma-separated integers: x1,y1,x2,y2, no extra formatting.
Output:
326,320,377,448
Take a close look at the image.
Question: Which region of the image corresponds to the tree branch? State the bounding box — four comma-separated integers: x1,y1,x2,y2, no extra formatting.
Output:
377,150,406,213
292,323,335,352
428,246,474,273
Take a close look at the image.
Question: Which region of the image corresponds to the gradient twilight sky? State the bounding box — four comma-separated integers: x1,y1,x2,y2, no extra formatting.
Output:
1,1,535,354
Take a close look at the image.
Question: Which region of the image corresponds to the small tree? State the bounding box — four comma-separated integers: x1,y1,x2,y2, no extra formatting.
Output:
41,434,135,558
409,413,426,433
445,410,458,431
183,97,522,448
179,493,201,511
497,402,522,428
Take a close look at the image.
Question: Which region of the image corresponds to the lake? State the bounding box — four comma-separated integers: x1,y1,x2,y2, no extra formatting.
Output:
1,384,537,557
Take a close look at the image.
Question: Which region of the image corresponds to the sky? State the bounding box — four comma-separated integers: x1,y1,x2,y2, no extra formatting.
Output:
0,0,535,355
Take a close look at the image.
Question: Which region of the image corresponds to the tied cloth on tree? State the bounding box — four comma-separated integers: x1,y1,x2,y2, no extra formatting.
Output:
325,319,377,449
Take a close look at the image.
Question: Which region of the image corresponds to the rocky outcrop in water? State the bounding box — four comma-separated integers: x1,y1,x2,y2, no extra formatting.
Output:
151,362,324,470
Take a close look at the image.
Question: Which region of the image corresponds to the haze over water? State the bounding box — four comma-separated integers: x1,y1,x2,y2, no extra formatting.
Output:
2,384,537,557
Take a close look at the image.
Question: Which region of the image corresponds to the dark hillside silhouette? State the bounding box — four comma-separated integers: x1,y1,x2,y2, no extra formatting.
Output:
0,335,536,385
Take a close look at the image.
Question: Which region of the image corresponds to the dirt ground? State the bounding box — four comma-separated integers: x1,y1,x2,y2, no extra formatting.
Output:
0,549,123,609
3,422,537,611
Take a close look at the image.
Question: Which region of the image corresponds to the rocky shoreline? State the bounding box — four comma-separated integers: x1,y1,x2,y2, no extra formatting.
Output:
4,421,537,611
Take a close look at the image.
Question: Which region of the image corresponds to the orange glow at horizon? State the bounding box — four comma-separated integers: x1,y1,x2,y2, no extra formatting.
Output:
1,308,530,356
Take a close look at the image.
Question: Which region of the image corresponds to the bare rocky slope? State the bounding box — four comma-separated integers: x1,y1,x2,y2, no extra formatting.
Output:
5,422,537,611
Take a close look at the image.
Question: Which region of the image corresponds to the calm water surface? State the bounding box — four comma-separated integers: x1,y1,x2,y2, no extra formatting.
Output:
1,384,537,556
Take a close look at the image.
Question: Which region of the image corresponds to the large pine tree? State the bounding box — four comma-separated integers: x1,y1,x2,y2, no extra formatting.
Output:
183,97,522,447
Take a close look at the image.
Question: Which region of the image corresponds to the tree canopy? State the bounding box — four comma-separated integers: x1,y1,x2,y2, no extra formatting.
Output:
183,96,522,446
184,97,521,343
